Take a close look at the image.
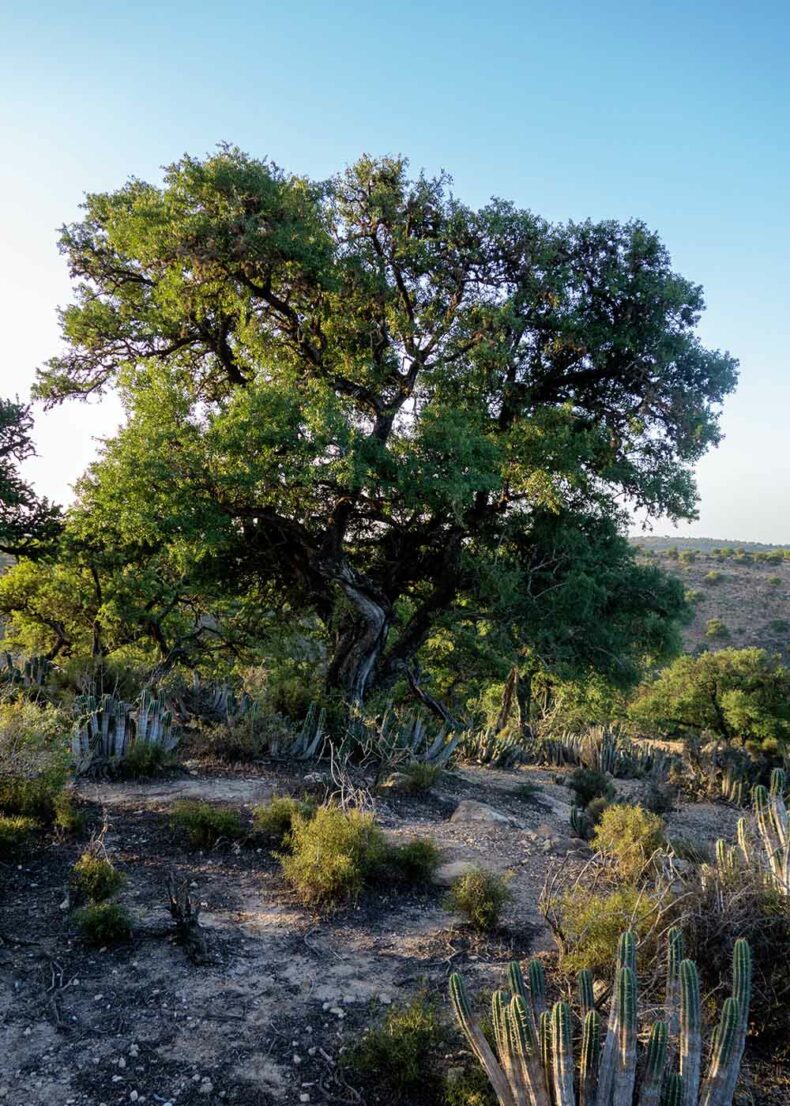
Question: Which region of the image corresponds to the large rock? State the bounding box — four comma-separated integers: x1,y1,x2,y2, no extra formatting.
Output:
450,799,513,825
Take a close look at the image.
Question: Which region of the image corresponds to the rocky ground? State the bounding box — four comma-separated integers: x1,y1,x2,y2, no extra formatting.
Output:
0,761,781,1106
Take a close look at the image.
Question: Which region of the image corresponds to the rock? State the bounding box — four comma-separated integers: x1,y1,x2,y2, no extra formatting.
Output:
432,860,479,887
533,822,558,839
450,800,513,825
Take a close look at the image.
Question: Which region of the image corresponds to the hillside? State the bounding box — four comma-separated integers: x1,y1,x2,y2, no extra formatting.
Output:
636,544,790,662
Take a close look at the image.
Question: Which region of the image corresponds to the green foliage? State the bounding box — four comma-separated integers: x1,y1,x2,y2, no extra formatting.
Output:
768,575,781,586
630,647,790,750
28,148,735,704
280,805,389,905
442,1066,497,1106
592,804,665,880
0,397,62,557
117,741,174,778
551,886,657,975
446,868,511,932
194,712,301,763
53,790,84,833
71,850,125,902
170,801,243,849
0,813,38,856
0,699,70,797
400,762,443,792
704,570,723,584
511,780,542,800
73,901,133,945
252,795,316,843
705,617,730,639
345,996,448,1100
567,767,615,809
385,839,441,884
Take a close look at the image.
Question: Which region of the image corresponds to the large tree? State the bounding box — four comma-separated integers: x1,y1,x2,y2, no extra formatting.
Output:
0,398,61,557
34,149,737,704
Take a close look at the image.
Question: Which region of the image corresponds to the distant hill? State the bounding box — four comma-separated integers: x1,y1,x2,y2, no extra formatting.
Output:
632,535,789,554
634,543,790,663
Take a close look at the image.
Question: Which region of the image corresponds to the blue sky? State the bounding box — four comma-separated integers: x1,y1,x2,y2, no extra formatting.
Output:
1,0,788,541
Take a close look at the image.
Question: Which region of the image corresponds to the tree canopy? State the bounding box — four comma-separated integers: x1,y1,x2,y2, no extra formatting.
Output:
0,398,61,557
629,647,790,751
25,148,737,707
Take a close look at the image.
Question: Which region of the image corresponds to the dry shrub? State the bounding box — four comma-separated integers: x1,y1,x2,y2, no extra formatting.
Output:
252,795,316,843
280,805,388,905
0,813,38,856
71,848,125,903
592,804,665,880
170,801,243,848
446,868,511,932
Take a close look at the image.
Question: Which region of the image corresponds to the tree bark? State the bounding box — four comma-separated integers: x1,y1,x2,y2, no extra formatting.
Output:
324,566,392,706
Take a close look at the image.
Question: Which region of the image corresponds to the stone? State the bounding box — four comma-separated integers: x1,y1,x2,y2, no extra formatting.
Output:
450,800,513,825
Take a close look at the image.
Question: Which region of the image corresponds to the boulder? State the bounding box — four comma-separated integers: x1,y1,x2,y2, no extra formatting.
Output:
450,799,513,825
432,860,480,887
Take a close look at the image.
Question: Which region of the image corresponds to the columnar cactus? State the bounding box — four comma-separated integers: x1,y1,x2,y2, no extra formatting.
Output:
740,782,790,894
449,933,750,1106
72,688,179,772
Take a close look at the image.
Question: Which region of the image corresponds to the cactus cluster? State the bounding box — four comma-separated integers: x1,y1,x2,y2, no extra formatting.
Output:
1,651,53,688
450,929,751,1106
537,727,673,783
72,689,178,771
462,726,530,768
719,769,746,807
727,774,790,895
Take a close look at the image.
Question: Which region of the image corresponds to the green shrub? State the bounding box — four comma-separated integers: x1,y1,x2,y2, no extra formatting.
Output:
193,712,299,762
385,838,441,884
117,741,174,779
345,996,447,1100
443,1065,498,1106
401,762,443,792
446,868,511,932
0,813,38,856
512,780,542,800
705,617,729,640
704,570,723,585
591,804,665,879
0,700,70,784
768,575,781,587
71,850,125,902
567,767,615,808
53,790,84,833
550,885,657,976
73,901,133,945
170,801,243,848
0,775,62,822
280,805,388,905
640,779,677,815
252,795,315,843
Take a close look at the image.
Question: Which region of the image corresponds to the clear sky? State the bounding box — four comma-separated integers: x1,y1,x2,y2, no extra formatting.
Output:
1,0,788,542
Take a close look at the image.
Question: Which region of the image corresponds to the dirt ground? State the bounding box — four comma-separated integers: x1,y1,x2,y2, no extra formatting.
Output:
0,761,780,1106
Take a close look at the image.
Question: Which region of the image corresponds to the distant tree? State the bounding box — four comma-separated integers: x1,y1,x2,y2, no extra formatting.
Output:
0,399,61,557
629,647,790,751
32,149,737,707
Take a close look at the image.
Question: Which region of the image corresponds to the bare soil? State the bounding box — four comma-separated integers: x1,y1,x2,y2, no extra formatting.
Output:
0,761,780,1106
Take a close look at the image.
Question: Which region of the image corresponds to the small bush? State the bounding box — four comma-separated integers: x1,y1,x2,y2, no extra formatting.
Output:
252,795,316,843
446,868,511,932
567,767,615,809
0,775,62,822
704,570,723,585
71,850,125,902
550,885,657,976
443,1065,498,1106
73,901,133,945
401,762,443,792
0,813,38,856
280,805,388,905
385,838,441,884
767,575,781,587
705,618,729,640
117,741,174,779
667,836,711,865
170,801,243,849
53,790,84,833
345,996,447,1100
512,780,542,800
592,804,665,880
640,779,677,815
193,712,298,762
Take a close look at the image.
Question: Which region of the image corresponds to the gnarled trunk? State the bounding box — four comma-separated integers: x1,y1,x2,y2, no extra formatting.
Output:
324,567,392,706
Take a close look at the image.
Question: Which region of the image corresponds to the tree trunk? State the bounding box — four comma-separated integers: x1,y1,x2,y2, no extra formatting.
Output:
324,567,392,706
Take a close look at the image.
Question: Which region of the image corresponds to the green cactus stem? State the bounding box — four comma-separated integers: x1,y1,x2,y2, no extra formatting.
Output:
449,973,515,1106
613,966,638,1106
679,959,701,1106
637,1021,668,1106
579,1008,600,1106
550,1001,574,1106
577,968,594,1016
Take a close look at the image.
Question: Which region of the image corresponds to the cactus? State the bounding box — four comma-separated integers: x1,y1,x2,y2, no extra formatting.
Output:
638,1021,668,1106
577,968,594,1016
449,934,750,1106
769,767,786,798
72,688,179,773
579,1009,600,1106
741,782,790,894
570,805,593,840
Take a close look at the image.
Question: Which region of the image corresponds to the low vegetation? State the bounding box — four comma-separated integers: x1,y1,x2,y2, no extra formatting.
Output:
591,804,665,880
446,868,511,932
73,901,133,945
170,801,244,849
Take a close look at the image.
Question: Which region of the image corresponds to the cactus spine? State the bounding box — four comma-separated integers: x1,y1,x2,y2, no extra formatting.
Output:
579,1008,600,1106
550,1001,574,1106
577,968,594,1015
